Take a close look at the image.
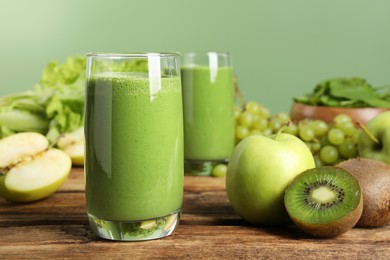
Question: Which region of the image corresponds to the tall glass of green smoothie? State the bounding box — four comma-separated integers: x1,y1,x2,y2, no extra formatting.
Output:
181,52,235,176
85,53,183,241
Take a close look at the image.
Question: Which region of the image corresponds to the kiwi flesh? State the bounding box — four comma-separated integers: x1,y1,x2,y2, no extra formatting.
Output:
284,166,363,238
337,158,390,227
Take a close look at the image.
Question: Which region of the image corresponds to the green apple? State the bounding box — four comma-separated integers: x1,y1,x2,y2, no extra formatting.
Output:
0,132,48,168
57,127,84,166
358,111,390,165
0,133,71,202
226,133,315,226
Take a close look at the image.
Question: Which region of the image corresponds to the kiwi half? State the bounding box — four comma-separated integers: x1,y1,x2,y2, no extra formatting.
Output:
284,166,363,238
337,158,390,227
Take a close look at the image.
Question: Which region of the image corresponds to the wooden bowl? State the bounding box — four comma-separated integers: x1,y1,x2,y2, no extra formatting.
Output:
290,102,390,124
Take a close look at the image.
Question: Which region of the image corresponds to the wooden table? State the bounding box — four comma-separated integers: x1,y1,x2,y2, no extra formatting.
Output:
0,168,389,259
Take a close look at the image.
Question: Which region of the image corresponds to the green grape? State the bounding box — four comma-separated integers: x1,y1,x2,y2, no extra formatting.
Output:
252,114,260,122
339,140,358,159
276,112,290,124
335,121,356,136
298,125,315,142
249,129,262,136
236,125,249,140
334,114,352,125
319,145,339,164
234,106,242,120
327,128,345,145
262,128,273,136
269,118,282,132
306,141,321,153
258,105,270,118
212,164,227,177
239,111,253,127
350,129,361,143
245,101,260,114
284,123,298,136
312,120,329,137
253,118,268,131
311,141,322,152
320,135,331,146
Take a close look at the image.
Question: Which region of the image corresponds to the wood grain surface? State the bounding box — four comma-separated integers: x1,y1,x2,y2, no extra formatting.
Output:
0,167,389,259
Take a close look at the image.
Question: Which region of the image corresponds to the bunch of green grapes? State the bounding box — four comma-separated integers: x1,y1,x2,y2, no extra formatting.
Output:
235,101,293,143
234,100,360,167
295,114,359,167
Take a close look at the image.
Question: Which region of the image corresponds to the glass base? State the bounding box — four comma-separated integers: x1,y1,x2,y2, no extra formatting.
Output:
88,211,180,241
184,159,228,176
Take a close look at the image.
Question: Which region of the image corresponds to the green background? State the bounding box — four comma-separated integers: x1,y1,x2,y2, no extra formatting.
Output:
1,0,389,113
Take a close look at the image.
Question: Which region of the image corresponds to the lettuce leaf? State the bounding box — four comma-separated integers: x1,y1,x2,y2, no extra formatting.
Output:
0,54,149,141
0,55,86,141
0,91,50,137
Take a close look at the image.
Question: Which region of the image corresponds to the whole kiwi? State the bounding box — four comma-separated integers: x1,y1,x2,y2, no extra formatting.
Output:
337,158,390,227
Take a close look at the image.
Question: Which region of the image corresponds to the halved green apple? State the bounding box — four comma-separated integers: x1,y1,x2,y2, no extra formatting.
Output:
0,133,72,202
0,132,48,168
57,127,85,166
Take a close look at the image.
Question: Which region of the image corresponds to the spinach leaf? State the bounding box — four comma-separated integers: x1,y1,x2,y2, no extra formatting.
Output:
294,77,390,108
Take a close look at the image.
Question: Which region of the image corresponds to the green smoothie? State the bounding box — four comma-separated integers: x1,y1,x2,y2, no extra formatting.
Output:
181,66,235,161
85,72,183,222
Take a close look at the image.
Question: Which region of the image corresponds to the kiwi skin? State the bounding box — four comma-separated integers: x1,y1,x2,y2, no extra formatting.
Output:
337,158,390,228
285,167,363,238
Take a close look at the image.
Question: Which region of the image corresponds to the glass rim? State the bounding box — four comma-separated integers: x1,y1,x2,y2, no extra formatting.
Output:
181,51,231,57
86,52,180,58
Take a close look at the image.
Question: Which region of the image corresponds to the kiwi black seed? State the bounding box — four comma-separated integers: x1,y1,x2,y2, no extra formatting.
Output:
284,166,363,238
337,158,390,227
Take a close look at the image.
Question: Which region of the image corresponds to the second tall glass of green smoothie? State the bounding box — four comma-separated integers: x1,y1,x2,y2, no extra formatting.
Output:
85,53,183,241
181,52,235,176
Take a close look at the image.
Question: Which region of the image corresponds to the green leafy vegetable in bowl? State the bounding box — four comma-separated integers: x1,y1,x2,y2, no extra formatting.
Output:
294,77,390,108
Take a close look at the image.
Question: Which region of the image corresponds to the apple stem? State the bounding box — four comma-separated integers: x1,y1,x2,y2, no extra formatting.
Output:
275,121,291,139
356,121,380,144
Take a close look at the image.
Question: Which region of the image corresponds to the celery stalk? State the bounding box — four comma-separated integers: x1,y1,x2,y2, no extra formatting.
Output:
0,110,49,134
